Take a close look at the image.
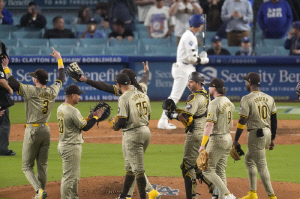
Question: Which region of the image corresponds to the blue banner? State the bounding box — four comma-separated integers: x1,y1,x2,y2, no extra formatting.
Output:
6,0,103,8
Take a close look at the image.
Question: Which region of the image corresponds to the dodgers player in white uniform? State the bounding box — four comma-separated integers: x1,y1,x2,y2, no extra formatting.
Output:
158,14,209,129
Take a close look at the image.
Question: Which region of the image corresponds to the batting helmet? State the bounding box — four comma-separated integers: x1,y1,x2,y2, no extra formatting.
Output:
189,15,205,28
189,72,205,83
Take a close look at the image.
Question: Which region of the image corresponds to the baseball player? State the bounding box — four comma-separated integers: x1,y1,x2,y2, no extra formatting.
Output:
164,72,214,199
233,72,277,199
2,47,65,199
111,73,159,199
157,14,209,130
296,82,300,99
57,85,105,199
198,78,235,199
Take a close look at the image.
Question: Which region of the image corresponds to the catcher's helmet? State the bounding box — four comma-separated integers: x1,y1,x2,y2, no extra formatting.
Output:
189,72,205,83
189,15,205,28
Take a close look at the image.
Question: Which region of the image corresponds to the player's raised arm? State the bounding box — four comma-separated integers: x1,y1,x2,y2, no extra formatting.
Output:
1,56,19,93
50,47,65,84
139,61,150,84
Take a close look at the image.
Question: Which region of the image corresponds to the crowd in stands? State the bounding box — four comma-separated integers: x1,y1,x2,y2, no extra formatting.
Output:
0,0,300,56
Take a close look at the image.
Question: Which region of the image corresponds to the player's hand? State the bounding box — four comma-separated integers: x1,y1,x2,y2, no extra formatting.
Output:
292,49,300,54
1,56,9,68
269,140,275,150
198,145,205,153
94,107,105,119
50,47,62,59
236,11,243,19
116,36,123,42
0,107,5,117
142,61,149,72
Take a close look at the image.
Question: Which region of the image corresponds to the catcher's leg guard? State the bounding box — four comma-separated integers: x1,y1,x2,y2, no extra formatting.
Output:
181,161,198,199
119,171,135,198
136,172,146,199
196,168,214,194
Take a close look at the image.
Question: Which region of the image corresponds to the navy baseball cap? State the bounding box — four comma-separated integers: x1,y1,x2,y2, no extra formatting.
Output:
242,72,260,85
116,73,130,85
88,18,97,24
205,78,225,89
65,85,85,95
211,35,222,43
29,69,48,85
241,37,251,43
292,21,300,29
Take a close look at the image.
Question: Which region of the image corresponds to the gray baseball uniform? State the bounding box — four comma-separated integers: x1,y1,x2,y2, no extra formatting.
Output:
203,96,235,199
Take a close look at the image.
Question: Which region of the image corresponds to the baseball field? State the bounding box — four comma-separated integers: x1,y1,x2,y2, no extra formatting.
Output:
0,101,299,199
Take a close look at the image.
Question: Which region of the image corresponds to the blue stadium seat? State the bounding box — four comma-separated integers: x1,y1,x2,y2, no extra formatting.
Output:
109,38,139,48
226,46,241,55
0,25,16,32
106,46,138,56
256,47,276,56
41,47,73,56
263,38,285,47
73,47,105,56
11,31,43,39
138,31,151,39
275,47,289,56
74,24,87,34
79,38,108,47
140,38,171,51
49,39,79,48
10,48,41,56
143,46,177,56
0,31,11,39
254,32,263,47
136,23,147,32
206,31,218,42
12,16,21,25
0,39,18,50
19,39,49,48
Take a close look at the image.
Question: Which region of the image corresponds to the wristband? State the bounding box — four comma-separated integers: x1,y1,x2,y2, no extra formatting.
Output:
58,58,63,66
237,123,245,129
201,135,209,146
4,67,10,74
93,116,99,120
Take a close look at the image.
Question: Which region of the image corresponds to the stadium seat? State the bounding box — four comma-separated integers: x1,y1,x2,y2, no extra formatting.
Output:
256,47,276,56
275,47,289,56
0,39,18,50
206,31,218,42
11,31,43,39
138,31,151,39
74,24,87,34
263,38,285,47
143,46,177,56
0,25,16,32
0,31,11,39
12,16,21,25
109,38,139,47
49,38,79,48
140,38,171,51
41,47,73,56
135,23,147,32
226,46,240,55
79,38,108,47
73,47,105,56
106,46,138,56
10,48,41,56
19,39,49,48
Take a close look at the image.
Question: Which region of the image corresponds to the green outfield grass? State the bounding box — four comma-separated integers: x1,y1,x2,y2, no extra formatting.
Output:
9,101,300,124
0,142,299,188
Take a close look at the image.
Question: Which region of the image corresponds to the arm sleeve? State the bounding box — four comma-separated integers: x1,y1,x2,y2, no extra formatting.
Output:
33,14,47,29
241,2,253,23
7,76,20,92
257,5,266,30
221,1,231,22
81,118,97,131
114,118,127,129
144,8,152,26
271,99,277,115
239,97,250,118
139,71,149,84
71,109,88,130
206,102,218,123
17,83,36,99
283,3,293,31
284,38,292,49
20,14,30,26
185,37,199,64
86,79,115,94
117,96,128,119
270,113,277,140
57,68,65,83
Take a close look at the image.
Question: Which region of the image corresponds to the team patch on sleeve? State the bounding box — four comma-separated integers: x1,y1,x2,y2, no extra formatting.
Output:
186,104,192,110
118,107,120,113
189,41,193,46
207,112,213,118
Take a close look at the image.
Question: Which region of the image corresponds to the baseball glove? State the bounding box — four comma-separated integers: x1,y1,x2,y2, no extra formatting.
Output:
230,144,245,161
90,102,111,126
197,149,209,171
162,99,176,112
66,62,85,82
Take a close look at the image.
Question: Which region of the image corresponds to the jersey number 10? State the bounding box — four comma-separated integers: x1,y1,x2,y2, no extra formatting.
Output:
257,105,268,119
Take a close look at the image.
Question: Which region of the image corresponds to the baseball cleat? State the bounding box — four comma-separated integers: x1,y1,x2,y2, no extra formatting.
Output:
225,193,236,199
212,195,218,199
239,191,258,199
268,194,277,199
35,189,47,199
157,121,176,130
148,189,162,199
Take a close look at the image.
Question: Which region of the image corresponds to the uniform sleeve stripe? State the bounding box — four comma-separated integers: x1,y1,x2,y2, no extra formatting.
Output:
271,112,277,115
17,83,22,95
80,122,88,130
206,119,216,123
239,114,248,118
55,79,62,85
117,116,127,119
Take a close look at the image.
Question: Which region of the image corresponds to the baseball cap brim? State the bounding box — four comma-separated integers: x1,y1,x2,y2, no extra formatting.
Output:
29,72,36,78
242,76,249,81
204,82,213,87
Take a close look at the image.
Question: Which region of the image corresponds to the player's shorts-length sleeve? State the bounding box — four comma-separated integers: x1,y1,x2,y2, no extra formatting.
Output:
49,79,63,96
206,102,218,123
117,96,128,119
271,99,277,114
71,108,87,130
17,84,36,99
184,94,199,115
239,97,250,118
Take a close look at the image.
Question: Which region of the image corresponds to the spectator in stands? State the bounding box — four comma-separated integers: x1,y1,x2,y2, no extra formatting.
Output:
144,0,175,38
221,0,253,46
0,0,13,25
79,18,105,38
108,0,136,31
20,2,46,29
109,20,134,42
257,0,293,39
73,5,92,24
235,36,256,56
44,16,75,39
95,2,109,29
207,35,231,55
169,0,203,45
284,21,300,56
201,0,225,31
135,0,155,23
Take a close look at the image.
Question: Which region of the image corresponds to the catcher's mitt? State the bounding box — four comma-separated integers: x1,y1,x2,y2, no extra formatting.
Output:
90,102,111,126
197,149,209,171
230,144,245,161
162,99,176,112
66,62,85,82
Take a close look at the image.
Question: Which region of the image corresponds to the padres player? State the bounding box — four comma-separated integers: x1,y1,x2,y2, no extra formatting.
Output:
2,47,64,199
111,73,159,199
198,78,235,199
157,14,209,130
165,72,214,199
57,85,104,199
233,72,277,199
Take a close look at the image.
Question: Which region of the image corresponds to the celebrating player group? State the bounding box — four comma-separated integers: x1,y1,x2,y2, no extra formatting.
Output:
0,14,280,199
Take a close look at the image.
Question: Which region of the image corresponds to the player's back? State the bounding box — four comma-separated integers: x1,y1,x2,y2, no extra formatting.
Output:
240,91,277,130
119,90,151,131
177,30,198,63
18,83,61,124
